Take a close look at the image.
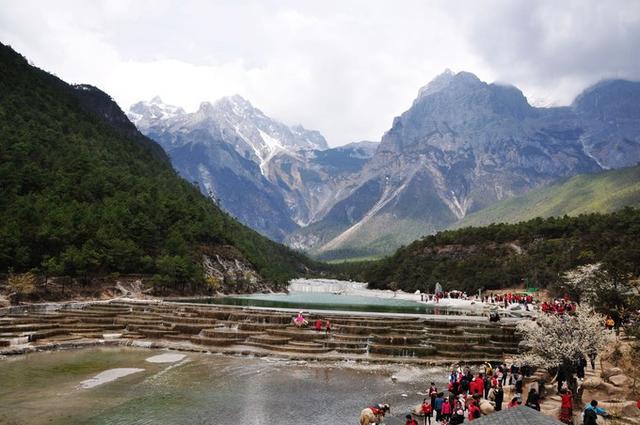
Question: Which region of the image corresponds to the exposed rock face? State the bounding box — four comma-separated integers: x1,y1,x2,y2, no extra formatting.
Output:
201,245,272,293
289,71,640,258
129,96,376,241
573,79,640,169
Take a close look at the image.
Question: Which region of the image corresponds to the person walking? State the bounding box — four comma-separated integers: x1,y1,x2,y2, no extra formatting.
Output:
324,319,331,335
314,318,322,332
577,356,587,380
558,389,574,424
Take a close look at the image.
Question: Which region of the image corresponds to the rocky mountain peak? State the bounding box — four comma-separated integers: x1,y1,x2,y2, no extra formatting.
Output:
415,69,483,102
128,96,185,129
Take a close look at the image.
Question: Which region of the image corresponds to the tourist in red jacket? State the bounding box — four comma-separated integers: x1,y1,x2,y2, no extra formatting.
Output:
421,398,433,424
558,389,573,424
441,399,452,421
470,375,483,396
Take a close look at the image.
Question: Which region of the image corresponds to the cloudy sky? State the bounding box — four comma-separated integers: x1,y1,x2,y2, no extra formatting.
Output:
1,0,639,146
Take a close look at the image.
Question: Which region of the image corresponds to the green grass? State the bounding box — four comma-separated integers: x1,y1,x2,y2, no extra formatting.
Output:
453,165,640,229
324,255,383,264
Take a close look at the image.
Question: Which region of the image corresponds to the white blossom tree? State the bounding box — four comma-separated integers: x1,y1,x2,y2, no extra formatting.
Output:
561,263,606,305
561,263,637,324
517,307,612,398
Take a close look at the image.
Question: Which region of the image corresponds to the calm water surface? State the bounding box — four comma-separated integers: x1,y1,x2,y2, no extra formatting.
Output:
0,347,447,425
178,292,476,315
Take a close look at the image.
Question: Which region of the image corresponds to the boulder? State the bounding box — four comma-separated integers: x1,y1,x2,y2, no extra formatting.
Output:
608,374,631,387
602,367,623,380
582,377,604,390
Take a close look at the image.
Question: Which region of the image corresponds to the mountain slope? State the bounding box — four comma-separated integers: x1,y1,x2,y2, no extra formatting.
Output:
364,208,640,293
290,71,640,259
0,42,309,287
129,97,376,240
453,165,640,228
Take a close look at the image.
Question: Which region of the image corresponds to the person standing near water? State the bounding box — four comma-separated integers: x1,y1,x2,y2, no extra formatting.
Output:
421,398,433,425
315,319,323,332
325,320,331,335
428,382,437,407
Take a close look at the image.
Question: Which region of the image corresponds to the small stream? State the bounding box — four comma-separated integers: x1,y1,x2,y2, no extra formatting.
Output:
0,347,448,425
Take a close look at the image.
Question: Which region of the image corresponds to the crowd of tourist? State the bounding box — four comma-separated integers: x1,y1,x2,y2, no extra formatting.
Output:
539,299,578,315
386,361,621,425
423,291,536,308
403,362,533,424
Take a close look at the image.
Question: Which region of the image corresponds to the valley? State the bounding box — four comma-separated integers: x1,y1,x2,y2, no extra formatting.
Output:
129,72,640,261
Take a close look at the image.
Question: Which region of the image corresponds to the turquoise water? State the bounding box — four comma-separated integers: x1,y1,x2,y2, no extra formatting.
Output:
174,292,468,315
0,347,446,425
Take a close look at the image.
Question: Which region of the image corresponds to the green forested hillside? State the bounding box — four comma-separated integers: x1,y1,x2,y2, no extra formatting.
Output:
454,165,640,229
0,43,309,287
364,208,640,293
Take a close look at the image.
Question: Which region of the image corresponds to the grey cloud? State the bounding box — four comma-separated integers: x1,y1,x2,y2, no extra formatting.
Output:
0,0,638,145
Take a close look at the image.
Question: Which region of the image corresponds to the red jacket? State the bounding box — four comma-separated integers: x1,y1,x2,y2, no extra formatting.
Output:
406,419,418,425
441,401,452,415
369,407,384,416
422,403,433,414
561,393,573,409
470,378,483,395
468,404,480,421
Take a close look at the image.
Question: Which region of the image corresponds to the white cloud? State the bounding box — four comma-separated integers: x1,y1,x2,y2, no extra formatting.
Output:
0,0,638,146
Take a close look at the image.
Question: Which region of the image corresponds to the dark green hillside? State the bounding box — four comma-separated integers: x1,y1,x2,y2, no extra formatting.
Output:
0,43,309,287
453,165,640,229
365,208,640,293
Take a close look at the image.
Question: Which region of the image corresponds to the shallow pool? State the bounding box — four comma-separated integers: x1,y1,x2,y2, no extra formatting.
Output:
176,292,477,315
0,347,447,425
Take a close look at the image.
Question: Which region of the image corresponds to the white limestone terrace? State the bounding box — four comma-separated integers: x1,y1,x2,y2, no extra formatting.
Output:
0,298,522,364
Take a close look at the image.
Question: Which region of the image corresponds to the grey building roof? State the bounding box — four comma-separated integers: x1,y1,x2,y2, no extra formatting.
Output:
471,406,564,424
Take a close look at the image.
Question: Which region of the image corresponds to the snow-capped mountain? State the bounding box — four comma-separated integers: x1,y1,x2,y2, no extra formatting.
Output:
127,95,373,241
130,95,327,175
